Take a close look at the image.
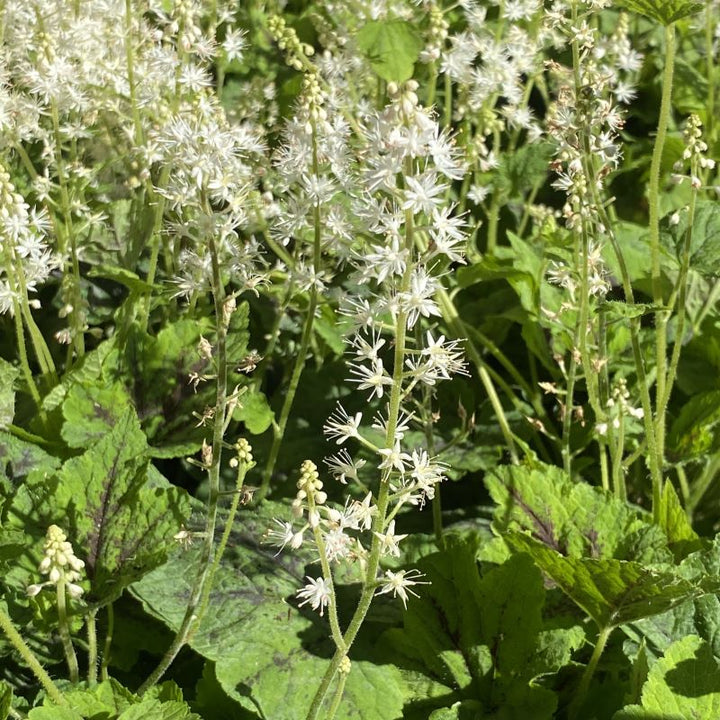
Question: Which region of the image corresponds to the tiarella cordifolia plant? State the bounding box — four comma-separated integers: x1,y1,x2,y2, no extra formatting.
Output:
1,0,720,719
267,80,470,716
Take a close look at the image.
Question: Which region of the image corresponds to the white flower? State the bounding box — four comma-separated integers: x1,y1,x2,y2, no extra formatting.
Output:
376,569,428,608
378,441,412,474
324,449,367,484
266,519,303,554
323,527,353,563
348,358,394,400
399,267,441,328
350,331,386,363
402,172,447,216
323,404,363,445
373,520,408,558
349,492,378,531
296,576,332,616
222,27,246,63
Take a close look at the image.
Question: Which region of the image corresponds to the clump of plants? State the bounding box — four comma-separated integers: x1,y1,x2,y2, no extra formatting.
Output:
0,0,719,719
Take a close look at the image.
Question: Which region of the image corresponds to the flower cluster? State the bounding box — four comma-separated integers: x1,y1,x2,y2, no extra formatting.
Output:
595,378,644,436
0,165,58,316
672,114,716,191
27,525,85,600
267,78,469,619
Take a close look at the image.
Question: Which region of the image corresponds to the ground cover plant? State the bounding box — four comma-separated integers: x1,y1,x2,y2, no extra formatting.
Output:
0,0,719,718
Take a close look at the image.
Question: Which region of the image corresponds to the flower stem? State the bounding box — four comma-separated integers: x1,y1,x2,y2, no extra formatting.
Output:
138,230,229,695
326,671,349,720
86,608,98,686
569,625,613,720
305,169,418,720
0,607,66,705
188,456,254,645
56,580,79,684
100,602,114,682
648,23,676,522
258,114,323,500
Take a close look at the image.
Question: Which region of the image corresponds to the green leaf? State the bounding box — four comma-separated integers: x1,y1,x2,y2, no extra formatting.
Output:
356,20,423,82
232,389,274,434
673,56,710,114
477,553,566,718
599,301,655,321
60,679,134,717
666,201,720,278
0,681,12,720
657,482,700,557
429,702,484,719
27,680,200,720
615,0,703,25
131,500,442,719
509,533,707,628
314,305,348,356
0,359,18,430
668,390,720,460
497,141,553,197
614,636,720,719
487,462,658,560
61,381,132,449
27,708,84,720
380,540,487,691
624,537,720,663
0,432,60,485
117,699,201,720
603,222,679,299
378,543,580,718
87,265,157,294
49,409,189,602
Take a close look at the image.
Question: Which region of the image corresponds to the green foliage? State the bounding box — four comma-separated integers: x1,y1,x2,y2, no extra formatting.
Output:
0,682,11,720
379,542,582,717
625,537,720,663
26,680,201,720
614,636,720,719
668,391,720,460
131,501,443,719
232,389,274,434
0,359,18,430
356,21,423,82
615,0,703,25
668,201,720,277
60,381,132,448
3,408,190,604
0,0,718,716
657,481,701,557
509,532,716,629
487,462,665,561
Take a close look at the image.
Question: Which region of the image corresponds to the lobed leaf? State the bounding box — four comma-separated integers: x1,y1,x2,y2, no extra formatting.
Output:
356,21,423,82
487,462,661,561
615,0,703,25
131,500,441,719
509,533,709,628
614,636,720,719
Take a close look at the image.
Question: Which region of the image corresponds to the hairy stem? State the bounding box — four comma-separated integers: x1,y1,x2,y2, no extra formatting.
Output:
648,23,676,521
138,230,229,694
56,580,79,684
86,608,98,686
569,625,613,720
259,114,323,500
0,608,66,705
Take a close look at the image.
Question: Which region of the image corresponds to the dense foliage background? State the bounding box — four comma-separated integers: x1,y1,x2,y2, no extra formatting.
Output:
0,0,719,718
